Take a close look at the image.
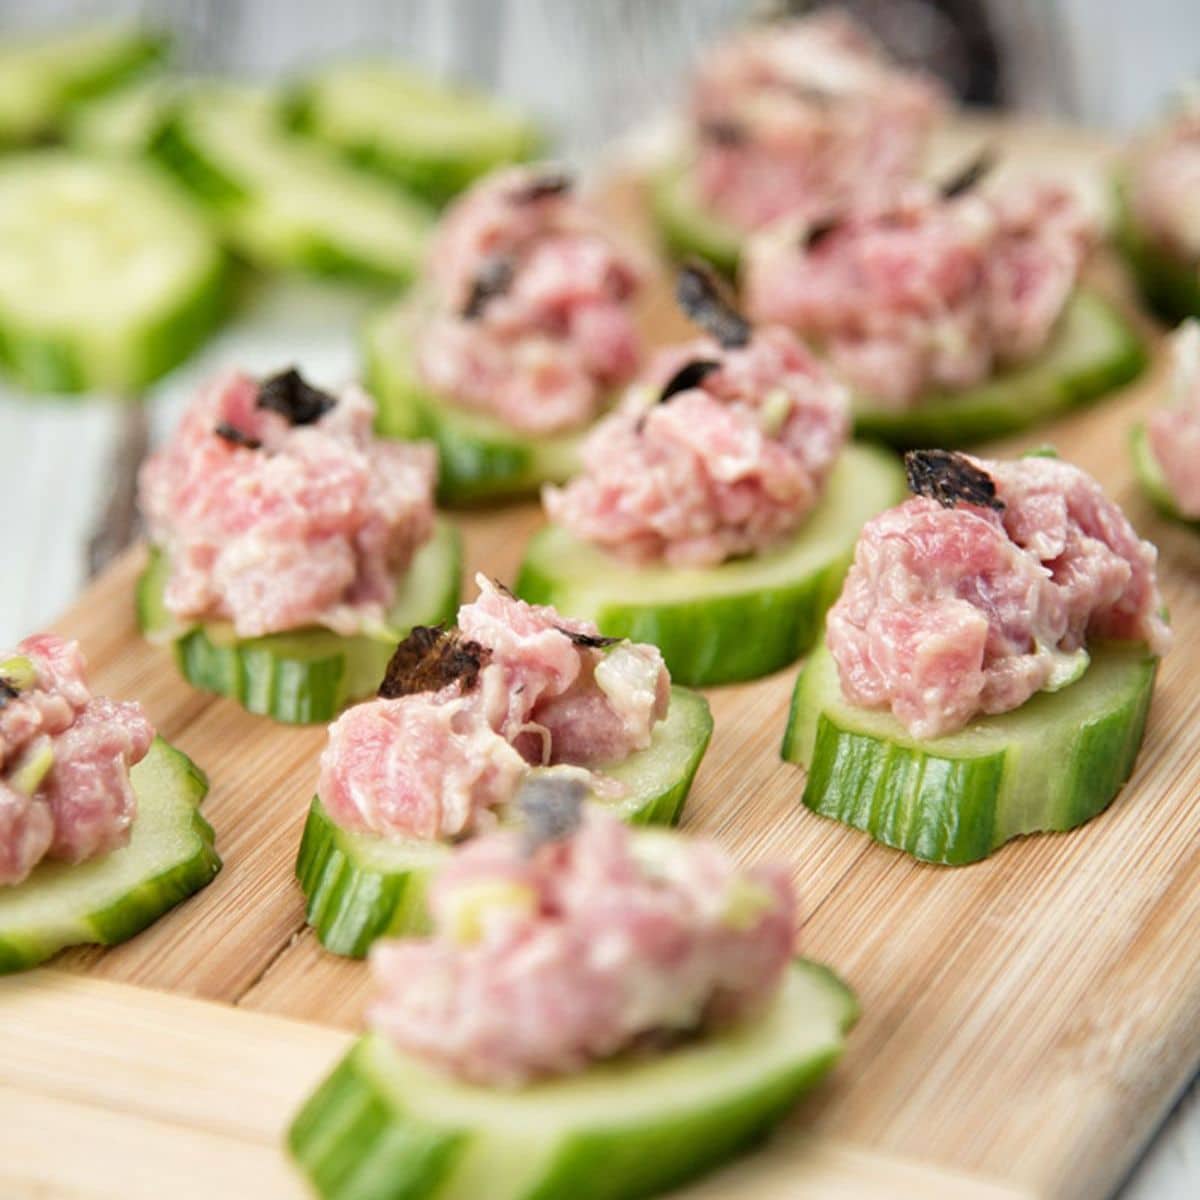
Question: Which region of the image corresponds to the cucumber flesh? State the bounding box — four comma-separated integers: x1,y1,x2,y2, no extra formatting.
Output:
288,958,855,1200
151,85,434,287
364,303,592,504
0,151,227,394
137,518,462,724
517,444,907,687
66,73,176,157
852,291,1146,448
1114,177,1200,323
648,162,743,278
297,685,714,956
1131,421,1199,528
0,737,220,972
782,640,1158,865
287,63,541,207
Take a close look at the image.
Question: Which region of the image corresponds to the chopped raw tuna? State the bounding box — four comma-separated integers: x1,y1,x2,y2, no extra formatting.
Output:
689,11,945,230
0,635,153,887
368,807,795,1086
743,178,1097,406
1148,319,1200,517
415,166,646,435
827,453,1170,739
139,368,437,639
543,325,849,566
318,577,670,841
1128,97,1200,261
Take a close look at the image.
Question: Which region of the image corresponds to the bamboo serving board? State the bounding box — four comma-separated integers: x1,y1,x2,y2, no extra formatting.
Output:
4,125,1200,1200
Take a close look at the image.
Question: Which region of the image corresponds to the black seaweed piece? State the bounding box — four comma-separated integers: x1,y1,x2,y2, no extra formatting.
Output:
508,170,573,204
904,449,1004,511
0,678,18,709
462,255,516,320
676,261,751,349
941,148,996,200
378,625,491,699
518,774,587,854
213,422,262,450
257,368,337,426
554,624,622,649
658,359,721,404
699,118,747,146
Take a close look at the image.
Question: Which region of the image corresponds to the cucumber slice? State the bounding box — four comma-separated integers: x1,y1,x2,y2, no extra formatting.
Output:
852,291,1146,448
1130,422,1199,528
648,161,743,278
1114,177,1200,323
0,737,220,972
517,444,907,687
0,26,165,146
136,518,463,724
0,152,228,394
286,63,542,207
289,957,855,1200
782,640,1158,866
150,85,434,287
66,73,175,157
296,686,714,956
364,303,591,504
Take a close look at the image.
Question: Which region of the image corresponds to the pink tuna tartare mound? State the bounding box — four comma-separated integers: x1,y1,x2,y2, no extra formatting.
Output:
742,175,1097,407
414,166,646,436
139,367,437,640
1127,96,1200,263
318,576,670,842
368,798,795,1087
827,451,1170,740
688,11,945,231
1147,320,1200,517
0,635,153,887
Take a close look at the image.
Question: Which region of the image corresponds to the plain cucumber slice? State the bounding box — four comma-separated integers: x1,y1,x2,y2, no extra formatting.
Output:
0,737,220,972
136,518,462,724
0,152,228,394
286,63,542,207
296,685,714,956
66,73,176,157
648,161,743,277
364,303,592,504
151,85,434,287
852,291,1146,448
517,444,907,687
782,640,1158,866
0,26,164,145
289,957,855,1200
1130,422,1199,528
1114,177,1200,323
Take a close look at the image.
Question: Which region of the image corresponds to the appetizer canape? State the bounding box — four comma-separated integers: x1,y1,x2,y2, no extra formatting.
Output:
290,787,855,1200
151,83,433,287
365,165,647,503
743,165,1144,447
517,263,906,687
651,11,945,275
136,367,460,723
0,151,226,393
1132,319,1200,526
784,450,1170,865
298,575,712,955
1117,94,1200,321
0,634,218,971
285,62,541,206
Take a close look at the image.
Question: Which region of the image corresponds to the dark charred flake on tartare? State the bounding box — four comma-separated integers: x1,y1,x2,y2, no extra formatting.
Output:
213,422,262,450
802,216,841,250
940,148,996,200
0,677,19,710
518,773,587,854
508,170,573,205
905,449,1004,511
462,255,516,320
257,367,337,426
676,261,751,349
659,359,721,404
378,625,491,699
699,118,747,146
554,625,622,649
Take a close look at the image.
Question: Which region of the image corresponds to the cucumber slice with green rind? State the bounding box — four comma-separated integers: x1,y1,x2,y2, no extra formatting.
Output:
648,161,743,277
1130,422,1199,528
137,519,463,724
150,85,434,287
517,444,907,687
364,304,593,505
0,736,220,972
0,152,228,394
782,640,1158,865
852,291,1146,448
1114,178,1200,323
296,685,714,956
288,957,855,1200
66,73,176,157
286,63,542,207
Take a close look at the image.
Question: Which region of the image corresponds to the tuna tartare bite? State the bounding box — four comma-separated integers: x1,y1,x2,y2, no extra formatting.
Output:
519,263,906,686
297,575,713,956
136,366,461,724
290,787,856,1200
0,635,219,971
365,165,648,503
784,449,1169,864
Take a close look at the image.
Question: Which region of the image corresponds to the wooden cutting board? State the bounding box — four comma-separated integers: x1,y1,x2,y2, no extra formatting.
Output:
4,125,1199,1200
